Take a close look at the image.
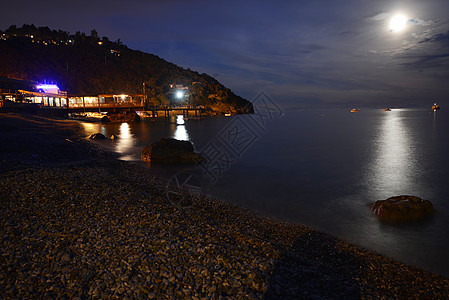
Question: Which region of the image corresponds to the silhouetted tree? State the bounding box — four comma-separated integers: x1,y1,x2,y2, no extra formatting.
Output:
0,24,253,113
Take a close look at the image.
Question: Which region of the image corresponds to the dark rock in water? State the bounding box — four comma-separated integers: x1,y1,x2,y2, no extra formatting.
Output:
141,138,204,164
371,195,434,223
87,133,106,140
106,111,140,123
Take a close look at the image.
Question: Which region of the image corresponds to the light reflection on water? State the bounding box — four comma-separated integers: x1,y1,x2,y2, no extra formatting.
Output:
76,110,449,277
371,110,414,195
115,123,135,161
79,115,192,161
345,109,447,276
173,115,189,141
432,111,438,142
80,122,104,136
348,110,424,265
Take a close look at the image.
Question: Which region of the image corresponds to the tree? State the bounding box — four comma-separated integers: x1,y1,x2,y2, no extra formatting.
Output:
5,25,18,36
90,29,98,39
74,31,87,44
157,94,168,106
90,29,99,43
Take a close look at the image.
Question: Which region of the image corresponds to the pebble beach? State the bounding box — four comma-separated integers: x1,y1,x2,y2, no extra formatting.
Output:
1,112,449,299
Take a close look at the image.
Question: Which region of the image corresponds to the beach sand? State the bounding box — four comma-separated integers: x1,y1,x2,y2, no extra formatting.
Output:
1,112,448,299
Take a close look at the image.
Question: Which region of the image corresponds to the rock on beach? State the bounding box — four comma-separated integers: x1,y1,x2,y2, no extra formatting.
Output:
102,111,140,123
86,133,106,140
371,195,434,222
141,138,204,164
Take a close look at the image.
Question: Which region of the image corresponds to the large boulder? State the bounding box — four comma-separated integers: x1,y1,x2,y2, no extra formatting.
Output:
371,195,434,223
142,138,204,164
86,133,106,140
103,111,140,123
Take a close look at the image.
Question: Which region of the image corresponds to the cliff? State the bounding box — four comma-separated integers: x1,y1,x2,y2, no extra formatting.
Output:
0,25,253,115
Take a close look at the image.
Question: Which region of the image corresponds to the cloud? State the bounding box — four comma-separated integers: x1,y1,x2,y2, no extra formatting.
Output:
399,53,449,77
367,12,433,28
417,30,449,44
395,29,449,72
408,18,432,26
2,0,449,107
367,12,390,22
430,30,449,43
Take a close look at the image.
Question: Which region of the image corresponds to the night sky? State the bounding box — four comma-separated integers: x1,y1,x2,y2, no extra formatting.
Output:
2,0,449,109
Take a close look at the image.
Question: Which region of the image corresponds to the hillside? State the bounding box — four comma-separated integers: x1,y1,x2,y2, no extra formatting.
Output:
0,25,253,115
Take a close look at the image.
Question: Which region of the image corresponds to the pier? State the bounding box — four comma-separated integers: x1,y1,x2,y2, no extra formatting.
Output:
64,94,204,119
0,87,204,120
40,102,204,120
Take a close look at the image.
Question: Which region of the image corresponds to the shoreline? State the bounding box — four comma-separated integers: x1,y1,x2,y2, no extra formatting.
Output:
1,112,449,298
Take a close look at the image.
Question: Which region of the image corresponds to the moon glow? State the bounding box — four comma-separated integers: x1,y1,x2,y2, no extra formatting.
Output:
389,14,407,32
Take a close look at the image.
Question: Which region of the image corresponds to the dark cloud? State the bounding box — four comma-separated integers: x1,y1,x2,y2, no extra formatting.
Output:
418,30,449,44
1,0,449,107
400,53,449,70
430,31,449,43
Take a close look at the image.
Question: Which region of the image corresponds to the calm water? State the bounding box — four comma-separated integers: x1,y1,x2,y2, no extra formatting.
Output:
81,108,449,277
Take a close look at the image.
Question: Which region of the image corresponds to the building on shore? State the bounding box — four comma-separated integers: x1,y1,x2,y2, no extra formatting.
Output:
68,94,145,110
1,76,143,110
0,77,67,108
17,89,68,107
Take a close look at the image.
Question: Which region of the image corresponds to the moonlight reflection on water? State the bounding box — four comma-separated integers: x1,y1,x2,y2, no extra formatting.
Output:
79,109,449,277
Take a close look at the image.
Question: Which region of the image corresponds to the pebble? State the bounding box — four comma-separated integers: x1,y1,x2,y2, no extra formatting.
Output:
61,253,71,263
1,113,449,299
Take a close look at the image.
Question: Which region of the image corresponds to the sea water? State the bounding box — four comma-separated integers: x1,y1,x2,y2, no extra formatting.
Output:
80,108,449,277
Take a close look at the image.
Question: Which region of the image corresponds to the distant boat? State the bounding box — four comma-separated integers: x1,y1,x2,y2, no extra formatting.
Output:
432,103,440,111
350,108,360,113
382,108,391,111
224,113,232,117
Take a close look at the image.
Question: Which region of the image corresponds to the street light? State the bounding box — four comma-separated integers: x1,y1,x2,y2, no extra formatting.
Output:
176,90,184,99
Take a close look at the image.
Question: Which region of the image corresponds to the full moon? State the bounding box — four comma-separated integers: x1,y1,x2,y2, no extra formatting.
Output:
389,14,407,32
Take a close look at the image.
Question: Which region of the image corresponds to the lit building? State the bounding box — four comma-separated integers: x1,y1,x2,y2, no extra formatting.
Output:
0,76,144,110
36,84,61,94
0,77,67,107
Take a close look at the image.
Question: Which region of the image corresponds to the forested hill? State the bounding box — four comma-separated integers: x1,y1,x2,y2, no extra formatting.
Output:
0,25,253,114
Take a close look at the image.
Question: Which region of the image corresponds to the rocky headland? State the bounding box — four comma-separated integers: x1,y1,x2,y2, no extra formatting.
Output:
0,25,254,115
